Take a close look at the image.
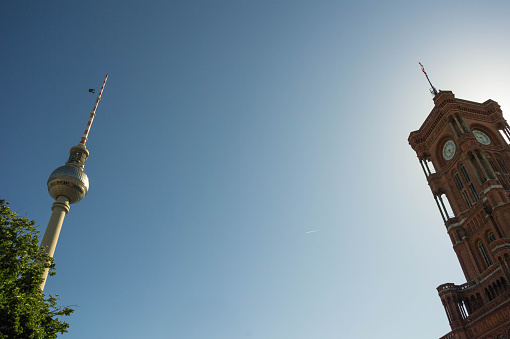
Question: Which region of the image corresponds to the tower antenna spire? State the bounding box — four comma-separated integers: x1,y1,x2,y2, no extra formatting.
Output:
80,74,108,145
418,62,438,96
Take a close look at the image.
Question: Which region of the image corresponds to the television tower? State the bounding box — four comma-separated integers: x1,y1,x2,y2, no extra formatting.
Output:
40,74,108,291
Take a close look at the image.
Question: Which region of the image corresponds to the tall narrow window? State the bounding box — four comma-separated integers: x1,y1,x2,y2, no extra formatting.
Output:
458,300,468,319
434,193,455,221
488,232,496,243
453,171,472,208
496,155,510,188
499,128,510,144
479,241,492,267
443,301,453,324
496,156,509,173
471,153,489,184
440,193,454,219
460,164,480,201
421,157,436,175
487,154,509,190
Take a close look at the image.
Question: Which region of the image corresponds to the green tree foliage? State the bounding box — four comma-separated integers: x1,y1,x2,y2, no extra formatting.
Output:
0,200,73,338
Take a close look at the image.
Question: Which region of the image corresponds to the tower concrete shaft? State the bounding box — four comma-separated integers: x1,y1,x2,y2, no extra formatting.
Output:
40,196,70,291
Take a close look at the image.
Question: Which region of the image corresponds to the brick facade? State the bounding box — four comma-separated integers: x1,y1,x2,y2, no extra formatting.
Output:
409,91,510,338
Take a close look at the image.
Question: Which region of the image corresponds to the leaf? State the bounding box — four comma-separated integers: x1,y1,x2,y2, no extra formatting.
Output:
0,200,74,338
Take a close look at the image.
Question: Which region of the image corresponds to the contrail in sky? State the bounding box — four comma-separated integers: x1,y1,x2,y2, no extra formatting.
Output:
305,230,319,234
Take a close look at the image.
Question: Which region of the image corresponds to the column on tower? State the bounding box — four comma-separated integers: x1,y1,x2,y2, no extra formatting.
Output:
448,119,460,138
459,116,470,134
453,115,466,135
438,193,452,219
418,154,435,178
424,156,434,174
500,123,510,143
442,299,453,324
457,297,468,319
444,293,463,324
433,190,455,222
434,195,447,223
419,159,429,177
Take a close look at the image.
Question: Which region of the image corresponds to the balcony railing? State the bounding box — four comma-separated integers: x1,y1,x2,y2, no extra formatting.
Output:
439,332,456,339
438,290,510,339
463,289,510,325
437,281,473,295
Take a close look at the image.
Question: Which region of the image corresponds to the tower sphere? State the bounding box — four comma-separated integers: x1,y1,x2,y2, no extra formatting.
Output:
47,165,89,204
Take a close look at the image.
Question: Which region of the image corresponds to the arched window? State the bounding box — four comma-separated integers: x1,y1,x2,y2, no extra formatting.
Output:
496,155,510,188
419,155,436,177
496,155,509,173
434,193,455,222
442,299,453,324
453,170,472,209
486,153,510,190
479,241,492,267
486,287,493,301
488,232,496,243
460,164,480,201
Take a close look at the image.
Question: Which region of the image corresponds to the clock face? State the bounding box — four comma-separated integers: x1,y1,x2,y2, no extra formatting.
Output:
443,140,456,160
473,130,490,145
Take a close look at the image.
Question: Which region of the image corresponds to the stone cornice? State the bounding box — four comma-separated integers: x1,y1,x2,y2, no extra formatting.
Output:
408,91,503,154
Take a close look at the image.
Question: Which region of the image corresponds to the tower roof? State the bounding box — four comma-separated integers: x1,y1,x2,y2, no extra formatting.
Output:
408,91,502,154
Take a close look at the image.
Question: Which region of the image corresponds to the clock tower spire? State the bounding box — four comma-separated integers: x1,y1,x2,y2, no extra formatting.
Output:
419,62,439,96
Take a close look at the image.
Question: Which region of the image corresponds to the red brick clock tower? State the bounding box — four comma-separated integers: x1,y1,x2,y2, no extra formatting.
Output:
409,90,510,338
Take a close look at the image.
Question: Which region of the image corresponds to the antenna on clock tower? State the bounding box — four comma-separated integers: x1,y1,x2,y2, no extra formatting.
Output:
419,62,438,96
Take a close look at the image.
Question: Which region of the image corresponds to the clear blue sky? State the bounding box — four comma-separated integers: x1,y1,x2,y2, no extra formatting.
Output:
2,1,510,338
